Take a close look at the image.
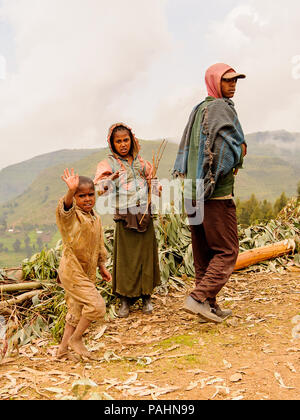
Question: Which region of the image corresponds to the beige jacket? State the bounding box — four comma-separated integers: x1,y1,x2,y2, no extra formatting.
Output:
56,198,107,284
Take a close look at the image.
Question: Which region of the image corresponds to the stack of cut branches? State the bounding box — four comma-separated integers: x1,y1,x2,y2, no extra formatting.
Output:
1,198,299,355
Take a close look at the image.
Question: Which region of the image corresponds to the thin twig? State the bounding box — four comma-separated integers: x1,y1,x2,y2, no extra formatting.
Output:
139,139,168,225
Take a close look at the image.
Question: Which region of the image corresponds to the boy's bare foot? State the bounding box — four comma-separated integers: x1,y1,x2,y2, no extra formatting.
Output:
69,337,97,360
56,345,69,360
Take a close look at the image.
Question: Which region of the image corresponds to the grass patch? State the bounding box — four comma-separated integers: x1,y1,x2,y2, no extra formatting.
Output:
0,251,25,267
156,334,199,349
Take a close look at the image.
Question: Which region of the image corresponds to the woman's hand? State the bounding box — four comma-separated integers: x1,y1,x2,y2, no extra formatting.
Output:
151,178,162,197
97,171,121,196
99,265,112,282
110,171,120,181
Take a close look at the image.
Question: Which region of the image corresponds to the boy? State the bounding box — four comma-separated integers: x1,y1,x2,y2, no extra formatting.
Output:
56,168,111,359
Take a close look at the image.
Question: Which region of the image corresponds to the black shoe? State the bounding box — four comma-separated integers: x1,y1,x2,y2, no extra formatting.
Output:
118,297,130,318
142,296,153,315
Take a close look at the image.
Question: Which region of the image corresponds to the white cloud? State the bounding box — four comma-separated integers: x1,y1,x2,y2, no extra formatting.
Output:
0,0,300,171
0,0,170,169
203,0,300,135
0,54,6,80
145,0,300,145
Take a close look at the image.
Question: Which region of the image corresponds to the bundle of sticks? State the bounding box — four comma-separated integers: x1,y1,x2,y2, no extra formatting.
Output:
0,269,43,315
0,269,45,359
139,139,168,225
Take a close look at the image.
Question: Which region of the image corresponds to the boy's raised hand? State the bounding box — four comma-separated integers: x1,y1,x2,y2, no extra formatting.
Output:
61,168,79,192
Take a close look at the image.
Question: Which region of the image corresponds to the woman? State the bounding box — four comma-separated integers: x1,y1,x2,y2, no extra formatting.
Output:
94,123,161,318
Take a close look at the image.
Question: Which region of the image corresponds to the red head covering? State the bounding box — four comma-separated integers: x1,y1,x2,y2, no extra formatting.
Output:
205,63,236,99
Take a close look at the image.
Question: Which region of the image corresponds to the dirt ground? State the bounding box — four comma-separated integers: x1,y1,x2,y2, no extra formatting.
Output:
0,271,300,401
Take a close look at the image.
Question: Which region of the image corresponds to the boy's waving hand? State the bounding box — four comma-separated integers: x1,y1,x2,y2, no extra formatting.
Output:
61,168,79,192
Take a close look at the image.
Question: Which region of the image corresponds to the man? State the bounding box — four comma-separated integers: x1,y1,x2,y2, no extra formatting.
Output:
173,63,247,323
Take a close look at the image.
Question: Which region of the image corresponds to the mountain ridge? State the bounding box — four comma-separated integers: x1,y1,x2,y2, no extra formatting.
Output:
0,131,299,228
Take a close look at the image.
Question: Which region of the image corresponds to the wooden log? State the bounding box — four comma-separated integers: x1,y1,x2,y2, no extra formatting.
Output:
0,290,42,311
0,282,42,294
235,239,296,271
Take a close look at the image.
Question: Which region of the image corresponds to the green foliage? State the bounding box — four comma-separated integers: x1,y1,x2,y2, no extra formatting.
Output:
22,246,61,281
236,191,293,227
17,211,195,343
3,197,300,349
274,192,288,215
13,239,21,253
238,197,300,272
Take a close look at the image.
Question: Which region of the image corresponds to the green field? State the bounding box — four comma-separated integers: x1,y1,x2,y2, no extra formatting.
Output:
0,228,58,267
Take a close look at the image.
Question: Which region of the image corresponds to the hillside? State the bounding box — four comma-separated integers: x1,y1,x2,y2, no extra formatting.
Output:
235,155,300,202
237,130,300,201
246,130,300,169
0,140,177,227
0,131,300,228
0,149,99,204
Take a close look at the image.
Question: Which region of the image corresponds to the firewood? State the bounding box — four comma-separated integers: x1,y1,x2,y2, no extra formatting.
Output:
0,290,42,311
235,239,296,271
0,282,42,294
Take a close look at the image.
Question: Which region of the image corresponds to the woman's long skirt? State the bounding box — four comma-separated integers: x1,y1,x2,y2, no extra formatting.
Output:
112,219,161,297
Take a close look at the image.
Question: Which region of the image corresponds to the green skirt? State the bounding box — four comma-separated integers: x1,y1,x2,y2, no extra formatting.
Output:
113,219,161,297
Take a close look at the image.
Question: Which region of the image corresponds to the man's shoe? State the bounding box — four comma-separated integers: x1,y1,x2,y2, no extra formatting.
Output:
142,296,153,315
213,305,232,320
183,296,223,323
118,297,130,318
199,304,232,323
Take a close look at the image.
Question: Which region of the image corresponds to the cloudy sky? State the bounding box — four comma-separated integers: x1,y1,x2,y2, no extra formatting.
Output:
0,0,300,170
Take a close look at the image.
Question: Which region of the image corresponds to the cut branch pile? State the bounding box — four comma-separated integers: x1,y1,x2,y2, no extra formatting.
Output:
0,198,299,355
236,197,300,273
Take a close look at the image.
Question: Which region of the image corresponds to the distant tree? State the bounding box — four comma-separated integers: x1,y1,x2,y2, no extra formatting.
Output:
36,237,43,250
23,224,36,232
24,234,30,248
261,200,274,222
25,246,33,258
237,195,277,227
0,216,7,231
238,194,261,226
249,206,263,225
13,239,21,253
274,192,288,215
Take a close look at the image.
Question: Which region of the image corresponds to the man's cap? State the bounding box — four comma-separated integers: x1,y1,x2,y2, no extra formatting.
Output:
222,71,246,80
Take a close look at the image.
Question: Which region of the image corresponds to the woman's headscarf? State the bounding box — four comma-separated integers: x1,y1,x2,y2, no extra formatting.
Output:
107,123,140,159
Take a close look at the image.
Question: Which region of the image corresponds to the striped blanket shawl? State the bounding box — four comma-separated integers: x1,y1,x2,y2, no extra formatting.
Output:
173,97,245,200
